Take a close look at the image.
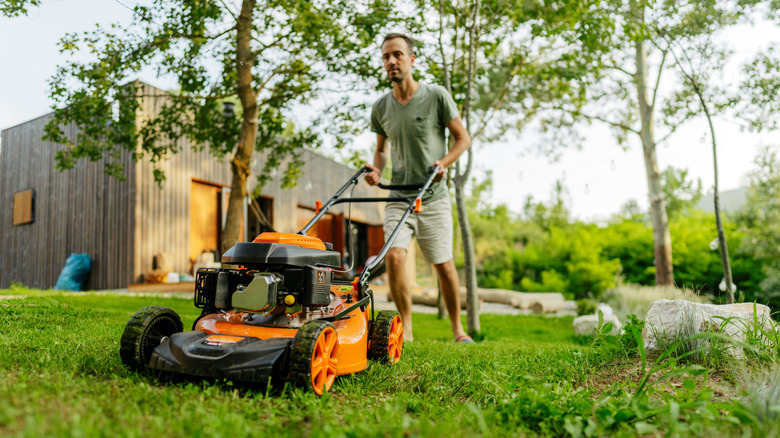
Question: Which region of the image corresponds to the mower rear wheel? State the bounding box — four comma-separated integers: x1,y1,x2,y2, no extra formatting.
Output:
369,311,403,364
120,306,183,370
289,320,339,395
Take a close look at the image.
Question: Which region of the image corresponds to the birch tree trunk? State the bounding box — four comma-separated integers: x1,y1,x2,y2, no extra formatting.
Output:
634,36,674,286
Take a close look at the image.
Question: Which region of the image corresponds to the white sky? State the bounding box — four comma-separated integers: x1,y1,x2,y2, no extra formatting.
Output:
1,1,778,220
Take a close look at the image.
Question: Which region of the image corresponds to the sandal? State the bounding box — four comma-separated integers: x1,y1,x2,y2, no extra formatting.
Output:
455,334,475,344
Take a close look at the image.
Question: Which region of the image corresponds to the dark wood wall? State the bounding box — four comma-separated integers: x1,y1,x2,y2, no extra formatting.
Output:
0,114,135,290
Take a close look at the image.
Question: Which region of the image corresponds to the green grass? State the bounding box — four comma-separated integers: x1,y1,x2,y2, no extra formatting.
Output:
0,289,775,437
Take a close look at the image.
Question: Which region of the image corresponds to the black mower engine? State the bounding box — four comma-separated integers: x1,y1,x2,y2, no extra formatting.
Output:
194,236,342,317
195,265,333,316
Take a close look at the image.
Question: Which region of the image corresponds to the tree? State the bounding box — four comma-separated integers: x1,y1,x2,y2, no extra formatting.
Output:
407,0,607,335
657,28,738,302
543,0,749,286
41,0,387,253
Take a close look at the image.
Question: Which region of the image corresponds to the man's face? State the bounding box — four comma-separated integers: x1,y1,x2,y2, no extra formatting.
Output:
381,38,415,83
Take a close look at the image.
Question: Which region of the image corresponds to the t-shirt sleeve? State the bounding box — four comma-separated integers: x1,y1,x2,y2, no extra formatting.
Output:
370,103,387,137
437,86,460,126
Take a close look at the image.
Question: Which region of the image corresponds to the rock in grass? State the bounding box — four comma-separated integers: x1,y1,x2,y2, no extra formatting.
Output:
573,314,621,336
642,299,776,355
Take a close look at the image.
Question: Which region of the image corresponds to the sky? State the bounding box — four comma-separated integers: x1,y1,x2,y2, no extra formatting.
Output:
1,1,778,221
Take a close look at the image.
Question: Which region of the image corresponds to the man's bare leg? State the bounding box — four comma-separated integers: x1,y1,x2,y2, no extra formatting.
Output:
386,247,414,341
434,260,467,340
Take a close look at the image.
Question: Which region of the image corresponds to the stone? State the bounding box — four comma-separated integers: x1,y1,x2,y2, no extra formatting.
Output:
642,299,776,354
573,314,621,336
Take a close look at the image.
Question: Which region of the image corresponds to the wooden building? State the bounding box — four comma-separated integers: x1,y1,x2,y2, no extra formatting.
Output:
0,82,391,290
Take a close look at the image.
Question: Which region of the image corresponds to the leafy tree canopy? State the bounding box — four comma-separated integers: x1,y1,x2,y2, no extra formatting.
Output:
42,0,388,186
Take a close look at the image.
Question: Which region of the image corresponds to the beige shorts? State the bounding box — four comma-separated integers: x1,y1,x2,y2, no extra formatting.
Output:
383,197,454,265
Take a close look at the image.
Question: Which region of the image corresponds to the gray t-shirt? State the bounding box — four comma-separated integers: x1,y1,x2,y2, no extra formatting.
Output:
370,83,460,202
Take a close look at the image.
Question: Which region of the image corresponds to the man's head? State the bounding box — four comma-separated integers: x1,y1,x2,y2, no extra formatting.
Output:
381,33,415,83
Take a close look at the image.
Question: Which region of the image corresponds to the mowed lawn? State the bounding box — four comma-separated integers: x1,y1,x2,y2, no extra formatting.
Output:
0,289,766,437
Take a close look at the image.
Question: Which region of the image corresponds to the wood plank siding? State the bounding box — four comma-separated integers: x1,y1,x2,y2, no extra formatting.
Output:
0,114,135,290
2,81,384,289
132,83,383,282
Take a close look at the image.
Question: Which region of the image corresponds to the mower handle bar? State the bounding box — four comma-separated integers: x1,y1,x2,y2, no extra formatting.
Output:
297,164,442,290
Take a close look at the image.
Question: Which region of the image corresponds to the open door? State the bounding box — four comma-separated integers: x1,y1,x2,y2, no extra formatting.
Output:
190,181,222,266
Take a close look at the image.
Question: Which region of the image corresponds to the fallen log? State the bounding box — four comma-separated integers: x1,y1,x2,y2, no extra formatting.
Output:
387,291,480,310
530,300,567,314
420,287,566,310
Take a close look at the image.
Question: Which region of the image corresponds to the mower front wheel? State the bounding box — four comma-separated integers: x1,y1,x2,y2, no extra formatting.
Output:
369,310,403,364
120,306,183,370
289,320,339,395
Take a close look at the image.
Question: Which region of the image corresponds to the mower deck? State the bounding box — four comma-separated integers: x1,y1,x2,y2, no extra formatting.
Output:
149,331,290,383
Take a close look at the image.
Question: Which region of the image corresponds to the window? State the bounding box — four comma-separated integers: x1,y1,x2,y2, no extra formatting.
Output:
12,189,35,226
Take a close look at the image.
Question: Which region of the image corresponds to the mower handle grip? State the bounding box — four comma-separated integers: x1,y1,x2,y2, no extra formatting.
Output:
372,165,442,192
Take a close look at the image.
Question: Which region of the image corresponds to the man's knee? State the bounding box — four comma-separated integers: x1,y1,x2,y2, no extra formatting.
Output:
386,248,407,268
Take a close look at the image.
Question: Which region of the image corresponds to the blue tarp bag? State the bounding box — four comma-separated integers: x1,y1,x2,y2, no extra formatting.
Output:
54,253,92,291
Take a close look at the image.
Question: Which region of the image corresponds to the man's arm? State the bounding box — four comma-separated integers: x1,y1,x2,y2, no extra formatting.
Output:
365,134,388,186
432,117,471,181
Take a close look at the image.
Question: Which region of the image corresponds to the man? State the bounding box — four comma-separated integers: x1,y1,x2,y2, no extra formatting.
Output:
364,33,472,343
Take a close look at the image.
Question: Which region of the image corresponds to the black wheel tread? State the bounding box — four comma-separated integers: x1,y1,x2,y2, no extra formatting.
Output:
289,320,337,392
369,310,401,362
119,306,183,370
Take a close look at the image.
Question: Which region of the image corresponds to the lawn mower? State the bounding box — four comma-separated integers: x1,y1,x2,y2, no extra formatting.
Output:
119,165,439,395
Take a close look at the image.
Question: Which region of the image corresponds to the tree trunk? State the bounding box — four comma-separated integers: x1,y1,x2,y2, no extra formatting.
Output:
221,0,258,255
455,165,480,334
456,0,481,336
634,37,674,286
700,91,734,302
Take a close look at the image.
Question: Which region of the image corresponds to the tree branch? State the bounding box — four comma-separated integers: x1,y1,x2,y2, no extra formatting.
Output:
217,0,238,21
650,47,668,110
577,112,639,134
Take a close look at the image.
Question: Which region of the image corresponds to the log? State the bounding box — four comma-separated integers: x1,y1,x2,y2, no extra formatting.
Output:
421,287,566,310
412,294,481,310
530,300,567,314
387,291,480,310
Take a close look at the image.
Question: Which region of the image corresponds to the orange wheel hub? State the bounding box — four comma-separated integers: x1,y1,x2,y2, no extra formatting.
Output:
311,327,339,395
388,315,403,363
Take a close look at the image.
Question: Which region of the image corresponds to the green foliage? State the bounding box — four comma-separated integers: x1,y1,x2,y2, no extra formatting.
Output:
0,0,39,17
738,44,780,132
575,299,597,316
620,314,645,355
737,144,780,308
662,166,703,220
461,174,765,304
43,0,386,184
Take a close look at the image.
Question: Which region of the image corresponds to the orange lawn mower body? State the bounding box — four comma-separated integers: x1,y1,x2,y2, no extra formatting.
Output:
119,166,437,395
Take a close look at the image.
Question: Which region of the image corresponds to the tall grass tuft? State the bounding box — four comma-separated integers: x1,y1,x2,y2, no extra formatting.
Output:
603,284,706,321
731,364,780,436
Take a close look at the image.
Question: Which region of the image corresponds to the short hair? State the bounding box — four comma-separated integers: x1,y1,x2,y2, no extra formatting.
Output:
382,33,415,56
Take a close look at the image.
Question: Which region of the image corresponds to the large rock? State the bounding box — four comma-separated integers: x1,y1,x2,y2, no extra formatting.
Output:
642,299,775,354
573,314,621,336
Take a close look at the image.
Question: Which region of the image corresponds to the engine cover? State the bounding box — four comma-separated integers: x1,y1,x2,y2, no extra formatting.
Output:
231,273,281,313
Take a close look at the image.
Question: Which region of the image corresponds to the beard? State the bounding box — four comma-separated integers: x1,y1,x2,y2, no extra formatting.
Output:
387,68,404,82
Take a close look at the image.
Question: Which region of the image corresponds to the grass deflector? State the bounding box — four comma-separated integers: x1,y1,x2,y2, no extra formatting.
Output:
120,165,440,395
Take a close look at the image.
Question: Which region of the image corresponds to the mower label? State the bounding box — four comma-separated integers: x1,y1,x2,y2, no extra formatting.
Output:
333,285,353,292
204,335,244,346
317,271,327,284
